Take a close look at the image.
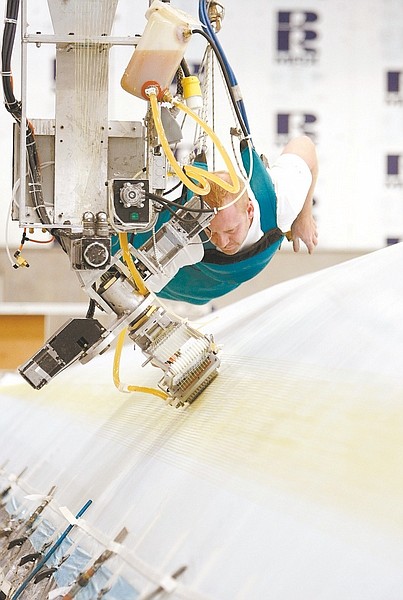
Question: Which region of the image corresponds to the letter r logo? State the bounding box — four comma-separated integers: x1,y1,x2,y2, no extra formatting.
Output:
277,11,319,56
277,113,318,140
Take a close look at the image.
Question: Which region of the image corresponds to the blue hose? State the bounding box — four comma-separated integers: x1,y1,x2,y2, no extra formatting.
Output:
198,0,251,137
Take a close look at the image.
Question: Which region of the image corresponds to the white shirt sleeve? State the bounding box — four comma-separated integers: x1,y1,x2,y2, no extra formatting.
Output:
268,153,312,232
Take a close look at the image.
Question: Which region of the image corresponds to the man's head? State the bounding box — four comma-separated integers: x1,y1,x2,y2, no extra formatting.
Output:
204,171,254,255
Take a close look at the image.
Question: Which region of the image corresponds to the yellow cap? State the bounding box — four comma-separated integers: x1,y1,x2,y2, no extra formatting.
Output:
182,75,202,99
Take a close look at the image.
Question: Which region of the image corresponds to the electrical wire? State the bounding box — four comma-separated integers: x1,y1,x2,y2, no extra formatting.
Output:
18,229,54,246
147,200,185,222
146,192,213,229
162,179,183,196
190,46,212,163
146,191,213,215
4,179,20,267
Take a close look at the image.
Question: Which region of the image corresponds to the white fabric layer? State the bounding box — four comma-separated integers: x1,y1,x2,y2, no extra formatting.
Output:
1,244,403,598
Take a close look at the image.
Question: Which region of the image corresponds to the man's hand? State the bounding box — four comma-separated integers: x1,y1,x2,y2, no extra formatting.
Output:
282,135,318,255
290,211,318,254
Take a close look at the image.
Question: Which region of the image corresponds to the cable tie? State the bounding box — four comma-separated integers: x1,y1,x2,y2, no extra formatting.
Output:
32,205,52,215
1,72,12,77
4,18,17,24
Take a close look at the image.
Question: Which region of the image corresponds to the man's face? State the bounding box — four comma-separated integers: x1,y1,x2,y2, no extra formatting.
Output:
207,199,254,255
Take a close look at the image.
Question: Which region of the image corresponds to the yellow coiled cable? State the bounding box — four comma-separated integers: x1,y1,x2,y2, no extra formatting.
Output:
147,90,240,197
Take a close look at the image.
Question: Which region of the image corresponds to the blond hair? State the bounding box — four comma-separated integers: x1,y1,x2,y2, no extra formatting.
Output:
204,171,248,211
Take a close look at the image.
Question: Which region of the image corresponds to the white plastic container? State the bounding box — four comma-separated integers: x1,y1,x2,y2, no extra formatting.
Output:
121,0,198,100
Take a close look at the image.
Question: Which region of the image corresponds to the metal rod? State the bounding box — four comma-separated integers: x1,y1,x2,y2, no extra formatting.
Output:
10,499,93,599
24,34,139,46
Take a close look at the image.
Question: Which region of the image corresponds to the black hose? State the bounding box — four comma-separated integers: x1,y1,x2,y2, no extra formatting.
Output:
146,191,214,225
146,190,213,214
2,0,21,120
180,58,191,78
2,0,50,224
86,297,97,319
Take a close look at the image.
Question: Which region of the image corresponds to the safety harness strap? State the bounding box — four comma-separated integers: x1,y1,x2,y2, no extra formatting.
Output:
201,226,283,264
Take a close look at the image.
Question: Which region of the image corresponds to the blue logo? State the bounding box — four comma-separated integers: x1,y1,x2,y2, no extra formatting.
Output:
276,112,318,143
276,11,320,64
386,154,403,187
386,71,402,104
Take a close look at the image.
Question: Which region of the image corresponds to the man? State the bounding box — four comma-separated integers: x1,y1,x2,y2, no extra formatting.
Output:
154,135,318,305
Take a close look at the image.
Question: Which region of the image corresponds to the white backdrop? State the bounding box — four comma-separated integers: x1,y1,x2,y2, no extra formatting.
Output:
0,0,402,250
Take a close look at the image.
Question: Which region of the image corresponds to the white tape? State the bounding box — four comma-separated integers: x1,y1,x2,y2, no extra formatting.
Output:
231,84,243,102
108,540,123,554
58,506,123,556
48,586,71,599
24,494,48,501
59,506,80,526
159,574,178,593
57,508,209,600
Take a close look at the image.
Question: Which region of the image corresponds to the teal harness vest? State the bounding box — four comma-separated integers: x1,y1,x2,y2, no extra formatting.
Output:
113,146,284,305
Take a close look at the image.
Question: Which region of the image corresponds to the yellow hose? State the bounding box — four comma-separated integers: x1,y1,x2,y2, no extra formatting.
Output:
114,237,167,400
118,232,148,297
113,328,169,400
147,91,240,197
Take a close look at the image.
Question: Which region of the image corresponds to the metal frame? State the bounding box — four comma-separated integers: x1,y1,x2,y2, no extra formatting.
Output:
17,0,140,229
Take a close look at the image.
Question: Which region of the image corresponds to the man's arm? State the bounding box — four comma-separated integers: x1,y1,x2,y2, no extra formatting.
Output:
282,136,318,254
